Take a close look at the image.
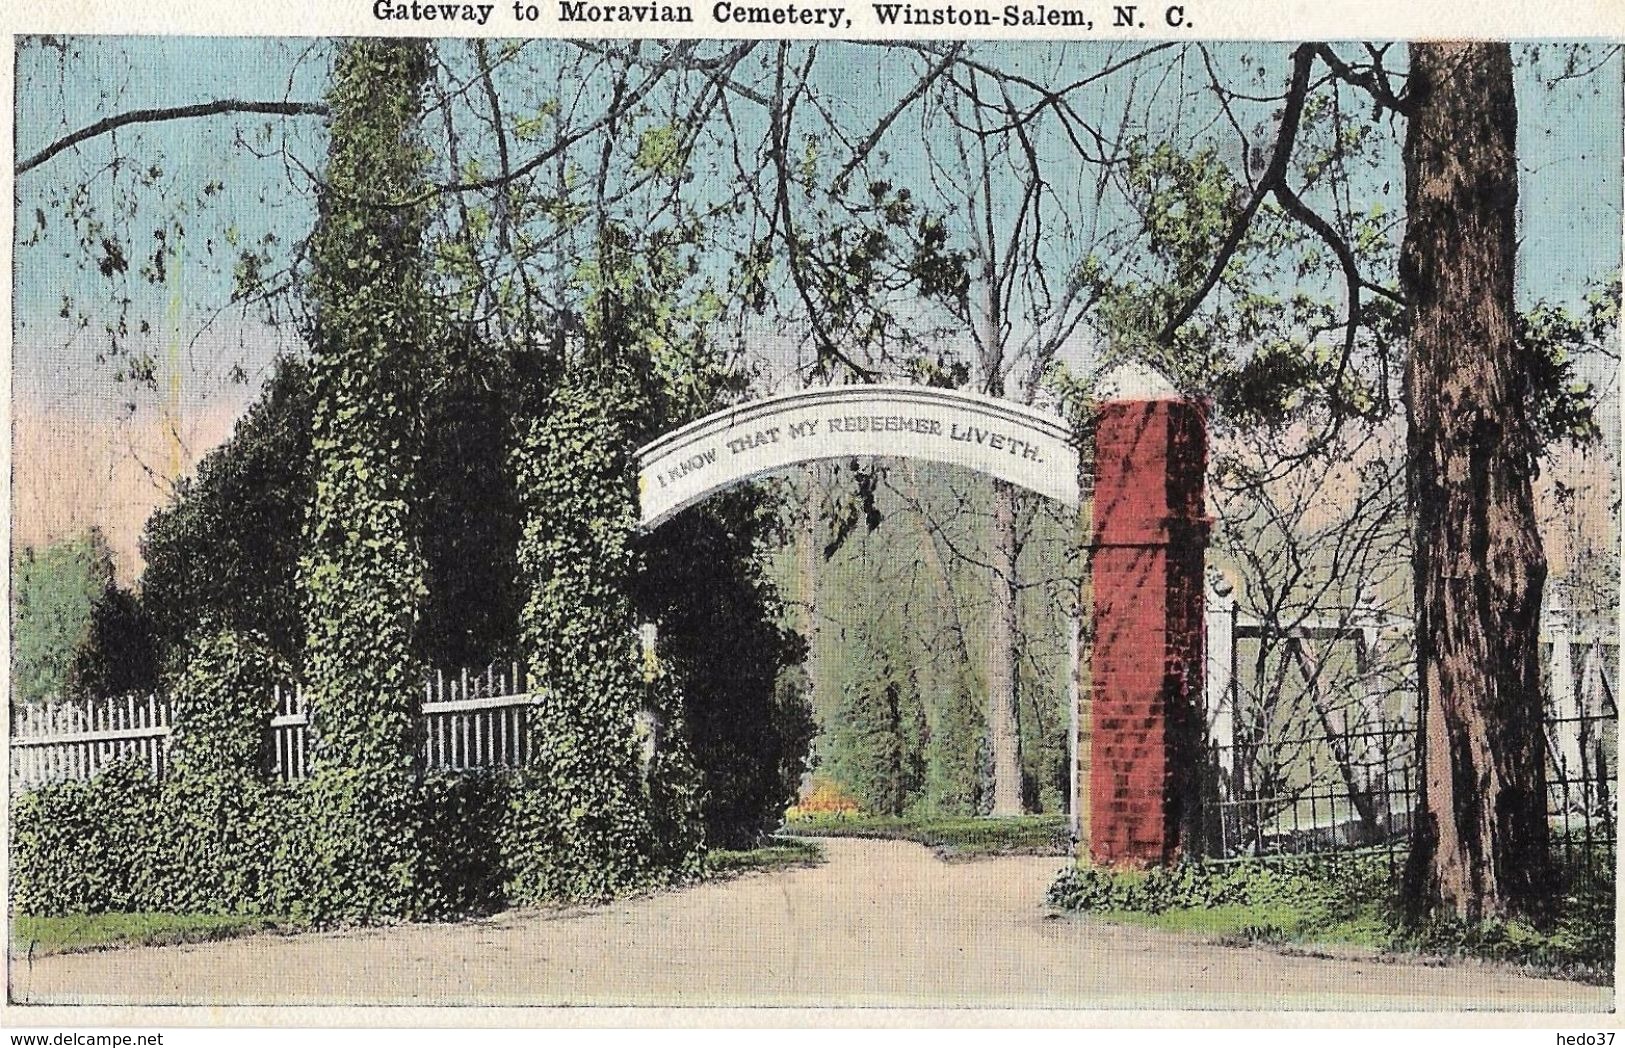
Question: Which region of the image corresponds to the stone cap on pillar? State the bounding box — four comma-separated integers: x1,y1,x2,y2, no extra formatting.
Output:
1096,361,1182,402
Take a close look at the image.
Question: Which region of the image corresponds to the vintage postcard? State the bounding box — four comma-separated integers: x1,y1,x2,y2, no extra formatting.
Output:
3,0,1623,1031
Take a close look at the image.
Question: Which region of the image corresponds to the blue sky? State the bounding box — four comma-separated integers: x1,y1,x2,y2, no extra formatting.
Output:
14,38,1621,414
10,37,1623,572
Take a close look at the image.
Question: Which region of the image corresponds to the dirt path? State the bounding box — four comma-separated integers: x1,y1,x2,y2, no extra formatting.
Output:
9,838,1610,1011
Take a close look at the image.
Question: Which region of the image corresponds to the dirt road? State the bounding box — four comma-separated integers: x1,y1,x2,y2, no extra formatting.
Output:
9,838,1610,1011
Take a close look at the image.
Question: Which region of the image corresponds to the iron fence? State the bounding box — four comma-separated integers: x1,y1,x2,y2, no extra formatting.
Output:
1202,586,1618,874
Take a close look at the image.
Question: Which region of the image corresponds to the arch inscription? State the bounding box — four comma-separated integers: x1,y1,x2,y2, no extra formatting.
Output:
637,384,1080,528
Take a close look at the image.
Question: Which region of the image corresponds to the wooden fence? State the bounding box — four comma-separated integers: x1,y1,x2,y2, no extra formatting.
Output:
10,694,171,789
11,663,538,793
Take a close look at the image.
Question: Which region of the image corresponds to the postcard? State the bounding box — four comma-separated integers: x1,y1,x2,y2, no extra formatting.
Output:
4,0,1622,1031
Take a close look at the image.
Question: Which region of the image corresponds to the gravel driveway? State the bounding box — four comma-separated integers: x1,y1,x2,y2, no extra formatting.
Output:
8,837,1611,1011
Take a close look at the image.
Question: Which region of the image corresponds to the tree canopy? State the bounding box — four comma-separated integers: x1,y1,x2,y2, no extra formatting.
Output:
13,37,1622,921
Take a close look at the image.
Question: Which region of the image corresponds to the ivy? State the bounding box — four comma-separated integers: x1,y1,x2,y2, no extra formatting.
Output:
151,630,289,914
504,228,705,903
505,378,666,903
11,761,160,915
297,38,435,923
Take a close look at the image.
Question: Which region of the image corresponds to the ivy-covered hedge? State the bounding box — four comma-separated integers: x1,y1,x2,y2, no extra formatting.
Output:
11,764,530,921
505,376,703,903
13,630,294,917
12,627,523,923
12,760,161,915
415,771,517,918
149,630,288,913
297,37,435,923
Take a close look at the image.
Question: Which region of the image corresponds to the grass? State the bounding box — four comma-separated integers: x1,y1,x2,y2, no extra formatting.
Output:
10,840,826,957
9,912,290,958
779,812,1071,859
704,836,825,879
1048,852,1615,985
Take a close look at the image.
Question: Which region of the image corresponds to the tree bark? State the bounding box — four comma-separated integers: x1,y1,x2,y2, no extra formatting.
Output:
796,475,836,734
1400,42,1552,923
987,479,1025,815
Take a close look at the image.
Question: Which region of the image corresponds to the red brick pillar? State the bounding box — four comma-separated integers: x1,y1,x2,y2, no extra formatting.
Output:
1088,396,1210,868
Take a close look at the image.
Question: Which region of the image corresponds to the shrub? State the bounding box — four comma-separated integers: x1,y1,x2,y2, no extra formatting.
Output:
1046,857,1342,914
11,760,159,915
147,630,287,914
635,491,812,849
415,770,516,918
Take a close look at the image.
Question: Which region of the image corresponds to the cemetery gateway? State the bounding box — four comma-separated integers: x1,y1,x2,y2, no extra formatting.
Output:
637,383,1212,867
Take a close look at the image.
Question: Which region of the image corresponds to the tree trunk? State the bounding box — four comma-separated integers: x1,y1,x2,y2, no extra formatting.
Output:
795,489,824,792
903,462,985,815
987,479,1025,814
1400,42,1552,923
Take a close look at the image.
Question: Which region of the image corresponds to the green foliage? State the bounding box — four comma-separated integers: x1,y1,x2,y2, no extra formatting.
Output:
506,373,681,903
11,760,160,915
9,763,528,925
149,630,287,914
417,327,525,670
1078,135,1396,427
1048,852,1614,982
1048,860,1296,914
10,531,116,703
66,582,158,699
920,661,985,817
414,771,517,918
1518,274,1620,448
780,812,1069,860
297,38,435,922
640,666,708,879
1399,852,1615,981
140,337,525,676
140,356,313,670
781,462,1071,821
166,630,281,775
704,838,824,878
827,625,925,817
12,632,296,918
636,491,814,849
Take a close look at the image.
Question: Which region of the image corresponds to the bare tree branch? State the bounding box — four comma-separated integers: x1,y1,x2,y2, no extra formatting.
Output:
1156,43,1316,346
19,100,328,175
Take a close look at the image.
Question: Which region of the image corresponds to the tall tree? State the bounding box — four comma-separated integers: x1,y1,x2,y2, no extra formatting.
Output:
1399,43,1551,922
297,38,435,922
10,531,119,703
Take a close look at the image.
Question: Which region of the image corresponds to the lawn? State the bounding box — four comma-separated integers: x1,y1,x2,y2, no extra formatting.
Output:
779,812,1071,859
1048,851,1615,985
9,912,289,958
705,837,825,878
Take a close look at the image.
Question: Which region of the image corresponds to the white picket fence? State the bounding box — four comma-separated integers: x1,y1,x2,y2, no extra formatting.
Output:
10,694,172,789
11,663,540,793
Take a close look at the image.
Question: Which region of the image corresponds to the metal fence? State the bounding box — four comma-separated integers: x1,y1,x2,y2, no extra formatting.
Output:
11,663,539,793
1203,583,1618,871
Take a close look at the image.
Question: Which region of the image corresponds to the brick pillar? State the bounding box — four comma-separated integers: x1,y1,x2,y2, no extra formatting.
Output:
1088,396,1210,868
